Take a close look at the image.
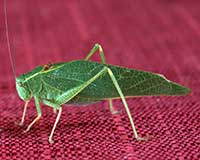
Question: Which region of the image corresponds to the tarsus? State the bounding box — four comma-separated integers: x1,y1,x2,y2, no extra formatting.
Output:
4,0,16,78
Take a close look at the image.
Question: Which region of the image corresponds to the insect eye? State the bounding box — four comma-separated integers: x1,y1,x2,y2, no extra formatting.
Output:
43,62,53,71
19,82,24,87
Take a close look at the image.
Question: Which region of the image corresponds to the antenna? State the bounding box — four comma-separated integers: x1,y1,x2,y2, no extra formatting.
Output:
4,0,16,78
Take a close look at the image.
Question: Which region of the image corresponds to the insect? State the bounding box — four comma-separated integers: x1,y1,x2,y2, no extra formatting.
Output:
4,1,191,144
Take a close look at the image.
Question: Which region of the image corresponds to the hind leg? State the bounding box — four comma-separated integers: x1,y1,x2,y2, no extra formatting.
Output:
105,67,148,141
85,43,106,64
85,44,120,114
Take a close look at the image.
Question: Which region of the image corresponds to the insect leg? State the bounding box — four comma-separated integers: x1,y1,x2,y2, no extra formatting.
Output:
40,67,108,143
85,44,119,114
53,108,57,114
24,96,42,132
109,99,121,114
41,99,62,144
108,99,119,114
109,99,114,112
50,107,62,144
55,66,145,141
85,43,106,64
106,67,147,141
16,101,29,126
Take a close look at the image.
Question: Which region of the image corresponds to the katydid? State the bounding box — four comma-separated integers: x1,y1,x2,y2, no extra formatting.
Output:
4,1,191,144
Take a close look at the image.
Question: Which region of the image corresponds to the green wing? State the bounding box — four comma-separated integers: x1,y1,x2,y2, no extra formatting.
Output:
36,60,190,104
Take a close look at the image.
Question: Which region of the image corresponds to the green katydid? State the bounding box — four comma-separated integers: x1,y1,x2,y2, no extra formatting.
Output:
4,1,191,144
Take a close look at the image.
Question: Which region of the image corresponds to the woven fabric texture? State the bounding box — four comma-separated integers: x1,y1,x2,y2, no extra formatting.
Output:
0,0,200,159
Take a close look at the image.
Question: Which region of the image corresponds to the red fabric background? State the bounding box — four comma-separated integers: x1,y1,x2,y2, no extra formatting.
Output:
0,0,199,159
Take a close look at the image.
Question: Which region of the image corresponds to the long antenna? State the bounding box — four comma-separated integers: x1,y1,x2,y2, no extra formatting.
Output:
4,0,16,78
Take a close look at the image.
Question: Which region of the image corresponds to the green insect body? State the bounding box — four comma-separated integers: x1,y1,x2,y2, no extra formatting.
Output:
14,44,191,143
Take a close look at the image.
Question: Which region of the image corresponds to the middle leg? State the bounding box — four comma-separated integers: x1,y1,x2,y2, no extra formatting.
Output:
42,99,62,144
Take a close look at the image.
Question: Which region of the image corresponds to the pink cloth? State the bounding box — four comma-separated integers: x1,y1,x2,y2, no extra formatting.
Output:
0,0,199,159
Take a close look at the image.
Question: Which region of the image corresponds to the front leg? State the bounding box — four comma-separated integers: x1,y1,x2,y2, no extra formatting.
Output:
16,101,29,126
24,96,42,132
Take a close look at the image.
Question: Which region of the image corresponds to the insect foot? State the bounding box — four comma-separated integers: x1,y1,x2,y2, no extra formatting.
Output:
136,136,151,141
23,129,29,133
15,121,24,126
49,137,54,144
111,110,122,115
24,114,42,133
109,99,122,115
